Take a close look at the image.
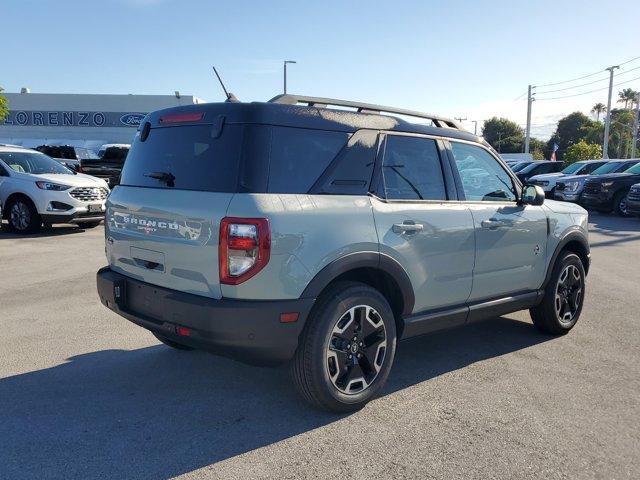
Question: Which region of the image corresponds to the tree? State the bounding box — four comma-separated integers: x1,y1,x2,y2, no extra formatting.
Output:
563,141,602,164
591,102,606,121
0,87,8,123
608,109,635,158
529,138,546,160
481,117,524,153
617,88,638,110
546,112,599,161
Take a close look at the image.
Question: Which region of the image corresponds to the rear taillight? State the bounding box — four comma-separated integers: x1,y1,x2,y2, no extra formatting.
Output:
219,217,270,285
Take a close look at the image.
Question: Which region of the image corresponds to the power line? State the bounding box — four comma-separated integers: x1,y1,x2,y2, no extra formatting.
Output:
536,65,640,95
534,55,640,88
536,75,640,101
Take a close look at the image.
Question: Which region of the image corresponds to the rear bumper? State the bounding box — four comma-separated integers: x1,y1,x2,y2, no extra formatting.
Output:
96,267,314,366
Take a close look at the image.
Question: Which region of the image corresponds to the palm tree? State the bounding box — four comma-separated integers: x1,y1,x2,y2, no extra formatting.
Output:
591,102,606,121
617,88,638,109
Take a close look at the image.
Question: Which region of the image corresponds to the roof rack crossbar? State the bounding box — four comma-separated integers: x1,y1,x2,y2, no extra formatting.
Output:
268,94,461,130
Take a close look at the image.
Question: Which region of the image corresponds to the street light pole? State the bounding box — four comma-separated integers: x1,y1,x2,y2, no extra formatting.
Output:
283,60,297,94
603,65,619,159
525,85,535,154
472,120,478,135
632,93,640,159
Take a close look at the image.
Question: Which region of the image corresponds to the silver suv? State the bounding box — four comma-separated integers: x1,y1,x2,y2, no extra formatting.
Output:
97,95,590,412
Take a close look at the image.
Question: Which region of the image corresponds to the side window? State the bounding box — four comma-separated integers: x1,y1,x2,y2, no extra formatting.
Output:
450,142,516,202
267,127,349,194
380,135,446,201
312,130,378,195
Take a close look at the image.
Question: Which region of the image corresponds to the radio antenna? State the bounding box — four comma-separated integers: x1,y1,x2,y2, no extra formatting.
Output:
212,66,238,102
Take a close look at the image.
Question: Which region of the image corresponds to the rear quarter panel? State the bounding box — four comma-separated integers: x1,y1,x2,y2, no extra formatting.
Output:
222,194,378,300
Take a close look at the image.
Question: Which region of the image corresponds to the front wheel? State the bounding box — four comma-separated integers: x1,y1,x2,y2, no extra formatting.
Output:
290,281,397,413
614,191,631,217
530,252,585,335
8,197,41,234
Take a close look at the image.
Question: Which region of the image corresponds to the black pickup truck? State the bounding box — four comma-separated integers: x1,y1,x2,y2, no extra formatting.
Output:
80,144,130,187
581,162,640,216
35,144,99,172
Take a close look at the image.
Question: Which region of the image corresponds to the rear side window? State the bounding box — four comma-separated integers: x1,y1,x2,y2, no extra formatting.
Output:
380,135,446,200
120,124,243,192
267,127,348,193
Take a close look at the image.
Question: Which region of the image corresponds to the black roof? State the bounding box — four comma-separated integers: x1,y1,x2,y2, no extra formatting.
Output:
144,94,483,145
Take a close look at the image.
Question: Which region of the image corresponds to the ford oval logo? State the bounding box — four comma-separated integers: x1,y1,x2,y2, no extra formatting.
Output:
120,113,146,127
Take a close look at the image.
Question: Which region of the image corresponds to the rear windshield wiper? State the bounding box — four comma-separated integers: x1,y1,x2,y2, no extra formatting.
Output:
144,171,175,187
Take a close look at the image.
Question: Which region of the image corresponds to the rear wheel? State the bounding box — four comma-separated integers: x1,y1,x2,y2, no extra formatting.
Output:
291,281,397,413
7,197,41,234
614,190,631,217
153,332,194,350
530,252,585,335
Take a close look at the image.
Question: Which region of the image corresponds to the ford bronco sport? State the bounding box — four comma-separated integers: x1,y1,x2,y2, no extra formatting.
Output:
97,95,590,412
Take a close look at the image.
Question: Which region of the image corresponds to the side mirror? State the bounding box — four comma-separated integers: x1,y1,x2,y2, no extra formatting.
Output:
521,184,545,206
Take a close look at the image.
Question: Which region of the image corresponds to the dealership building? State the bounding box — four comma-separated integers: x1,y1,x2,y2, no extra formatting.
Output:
0,90,204,151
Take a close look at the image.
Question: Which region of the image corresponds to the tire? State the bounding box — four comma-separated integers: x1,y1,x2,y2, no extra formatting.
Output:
613,190,631,217
290,281,397,413
7,197,41,234
530,252,585,335
80,221,102,229
153,332,194,350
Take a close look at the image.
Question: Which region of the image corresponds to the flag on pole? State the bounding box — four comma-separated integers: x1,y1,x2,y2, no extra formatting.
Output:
550,143,559,161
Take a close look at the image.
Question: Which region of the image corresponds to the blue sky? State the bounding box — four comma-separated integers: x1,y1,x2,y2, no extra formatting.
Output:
2,0,639,138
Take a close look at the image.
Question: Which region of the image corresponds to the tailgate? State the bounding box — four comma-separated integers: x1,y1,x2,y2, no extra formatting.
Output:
105,186,233,299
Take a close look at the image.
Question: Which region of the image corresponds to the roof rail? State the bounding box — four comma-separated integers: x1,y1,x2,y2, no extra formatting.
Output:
268,94,461,130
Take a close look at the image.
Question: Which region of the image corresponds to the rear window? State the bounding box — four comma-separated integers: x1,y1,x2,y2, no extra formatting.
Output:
120,123,348,193
101,147,128,162
120,124,243,192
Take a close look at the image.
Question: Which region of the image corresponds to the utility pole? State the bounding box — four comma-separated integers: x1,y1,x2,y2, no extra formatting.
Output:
454,116,467,127
632,93,640,159
497,132,503,153
283,60,297,94
472,120,478,135
603,65,619,159
525,85,534,154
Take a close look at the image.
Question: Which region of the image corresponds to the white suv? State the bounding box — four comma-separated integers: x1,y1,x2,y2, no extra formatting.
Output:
0,145,110,233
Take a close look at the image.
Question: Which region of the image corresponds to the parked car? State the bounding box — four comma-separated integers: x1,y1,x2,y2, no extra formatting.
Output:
528,160,608,198
554,159,640,203
581,161,640,216
80,144,130,187
96,95,590,412
0,145,109,232
626,183,640,217
509,160,538,172
516,161,565,184
35,144,99,172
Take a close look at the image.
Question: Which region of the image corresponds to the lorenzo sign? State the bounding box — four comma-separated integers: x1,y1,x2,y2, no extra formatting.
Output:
2,111,147,128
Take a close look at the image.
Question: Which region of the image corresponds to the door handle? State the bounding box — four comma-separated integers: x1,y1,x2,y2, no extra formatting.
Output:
392,222,424,234
481,219,506,230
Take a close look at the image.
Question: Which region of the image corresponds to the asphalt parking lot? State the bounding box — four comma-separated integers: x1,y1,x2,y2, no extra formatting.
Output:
1,214,639,480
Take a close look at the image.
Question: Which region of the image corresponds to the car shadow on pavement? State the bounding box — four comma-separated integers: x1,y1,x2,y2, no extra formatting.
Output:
587,213,640,248
0,316,551,480
0,222,98,239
